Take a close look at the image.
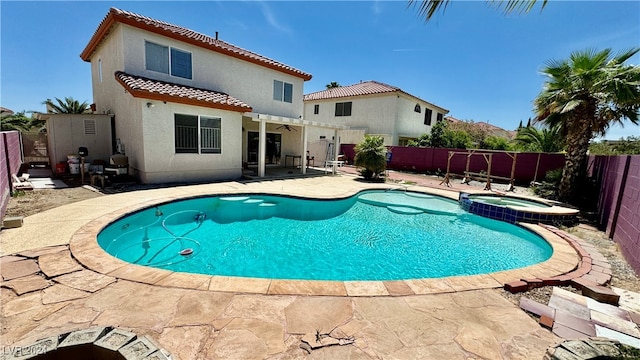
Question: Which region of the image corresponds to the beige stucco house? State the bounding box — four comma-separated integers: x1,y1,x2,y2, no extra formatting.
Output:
81,7,344,183
304,81,449,150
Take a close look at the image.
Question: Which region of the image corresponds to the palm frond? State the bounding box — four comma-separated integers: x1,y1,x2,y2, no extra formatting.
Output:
408,0,449,21
410,0,546,22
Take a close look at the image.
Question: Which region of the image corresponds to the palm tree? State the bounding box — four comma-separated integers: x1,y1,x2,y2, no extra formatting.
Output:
354,135,387,180
326,82,341,89
534,48,640,204
514,125,564,153
42,97,90,114
0,111,45,132
409,0,547,22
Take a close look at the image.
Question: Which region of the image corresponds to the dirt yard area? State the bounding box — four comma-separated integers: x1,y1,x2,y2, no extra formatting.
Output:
5,185,102,218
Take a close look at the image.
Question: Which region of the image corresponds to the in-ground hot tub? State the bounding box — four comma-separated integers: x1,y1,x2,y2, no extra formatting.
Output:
459,192,579,225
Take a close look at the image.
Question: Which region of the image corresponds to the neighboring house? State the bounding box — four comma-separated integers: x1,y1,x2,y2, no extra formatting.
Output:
303,81,449,148
80,8,342,183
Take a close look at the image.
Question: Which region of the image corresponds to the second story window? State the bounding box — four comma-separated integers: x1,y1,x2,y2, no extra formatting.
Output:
437,112,444,123
424,108,433,125
273,80,293,103
335,102,352,117
145,41,192,79
414,104,421,113
314,104,319,114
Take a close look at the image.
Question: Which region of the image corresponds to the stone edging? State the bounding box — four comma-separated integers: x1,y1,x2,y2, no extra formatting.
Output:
505,224,613,294
69,197,581,296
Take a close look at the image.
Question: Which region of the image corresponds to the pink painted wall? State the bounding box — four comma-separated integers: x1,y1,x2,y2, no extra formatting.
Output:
1,131,24,222
341,144,565,184
590,155,640,276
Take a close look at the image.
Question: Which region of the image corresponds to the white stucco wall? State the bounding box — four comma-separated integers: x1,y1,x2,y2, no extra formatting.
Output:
90,24,125,115
303,93,447,145
138,102,242,183
120,25,305,119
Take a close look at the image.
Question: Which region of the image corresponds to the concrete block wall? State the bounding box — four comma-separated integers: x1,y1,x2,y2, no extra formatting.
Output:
1,131,24,222
610,156,640,275
589,155,640,276
341,144,565,184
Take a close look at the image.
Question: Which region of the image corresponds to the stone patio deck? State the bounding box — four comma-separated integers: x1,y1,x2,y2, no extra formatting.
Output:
0,174,614,359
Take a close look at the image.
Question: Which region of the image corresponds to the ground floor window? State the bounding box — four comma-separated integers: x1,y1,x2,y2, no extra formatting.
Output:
175,114,221,154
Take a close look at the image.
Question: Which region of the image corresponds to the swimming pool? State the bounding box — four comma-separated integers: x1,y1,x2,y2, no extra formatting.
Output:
97,190,552,281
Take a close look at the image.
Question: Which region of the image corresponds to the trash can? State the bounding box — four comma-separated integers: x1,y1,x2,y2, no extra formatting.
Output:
55,162,67,174
69,163,80,174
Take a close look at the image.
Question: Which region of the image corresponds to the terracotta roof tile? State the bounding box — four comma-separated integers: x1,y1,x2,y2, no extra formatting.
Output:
303,81,400,101
81,8,311,81
304,80,448,113
115,71,252,112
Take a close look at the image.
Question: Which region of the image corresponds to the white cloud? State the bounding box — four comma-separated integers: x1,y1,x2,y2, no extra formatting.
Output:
259,1,291,34
372,1,383,16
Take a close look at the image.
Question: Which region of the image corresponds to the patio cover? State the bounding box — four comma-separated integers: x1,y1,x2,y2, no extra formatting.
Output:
245,112,349,177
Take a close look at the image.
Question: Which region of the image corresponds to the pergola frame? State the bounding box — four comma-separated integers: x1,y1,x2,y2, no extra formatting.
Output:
439,150,517,191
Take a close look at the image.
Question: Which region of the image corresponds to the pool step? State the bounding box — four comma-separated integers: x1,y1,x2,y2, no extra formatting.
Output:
220,196,250,202
387,206,423,215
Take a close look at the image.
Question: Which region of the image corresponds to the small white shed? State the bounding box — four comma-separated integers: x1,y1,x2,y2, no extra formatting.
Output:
44,113,114,170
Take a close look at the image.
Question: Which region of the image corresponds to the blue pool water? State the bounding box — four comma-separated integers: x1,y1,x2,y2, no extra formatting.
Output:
97,190,553,281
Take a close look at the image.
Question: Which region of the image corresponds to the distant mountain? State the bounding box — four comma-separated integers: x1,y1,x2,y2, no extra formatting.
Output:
446,116,516,139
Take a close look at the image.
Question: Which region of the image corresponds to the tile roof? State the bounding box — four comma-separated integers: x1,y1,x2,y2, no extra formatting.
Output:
115,71,252,112
304,80,448,112
303,81,401,101
81,8,312,81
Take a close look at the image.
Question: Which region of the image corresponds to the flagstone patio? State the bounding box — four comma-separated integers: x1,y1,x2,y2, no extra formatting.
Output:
0,175,630,359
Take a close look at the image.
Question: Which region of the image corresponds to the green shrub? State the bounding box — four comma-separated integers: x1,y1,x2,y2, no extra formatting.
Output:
533,168,563,200
354,135,387,180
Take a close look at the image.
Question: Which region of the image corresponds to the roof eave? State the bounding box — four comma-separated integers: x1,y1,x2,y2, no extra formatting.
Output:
114,75,253,113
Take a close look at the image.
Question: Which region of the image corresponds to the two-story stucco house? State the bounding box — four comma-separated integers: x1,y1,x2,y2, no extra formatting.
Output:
303,81,449,148
80,7,343,183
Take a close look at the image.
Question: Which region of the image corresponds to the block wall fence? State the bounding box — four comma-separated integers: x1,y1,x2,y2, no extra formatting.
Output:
1,131,23,222
341,144,565,184
589,155,640,276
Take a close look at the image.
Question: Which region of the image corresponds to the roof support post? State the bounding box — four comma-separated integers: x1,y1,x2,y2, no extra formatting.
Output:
258,118,266,177
302,125,308,175
334,129,340,163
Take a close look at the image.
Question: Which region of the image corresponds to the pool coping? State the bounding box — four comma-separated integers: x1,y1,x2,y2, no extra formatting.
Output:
69,185,583,297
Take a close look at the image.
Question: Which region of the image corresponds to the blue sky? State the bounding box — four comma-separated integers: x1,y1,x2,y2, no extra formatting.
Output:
2,1,639,140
